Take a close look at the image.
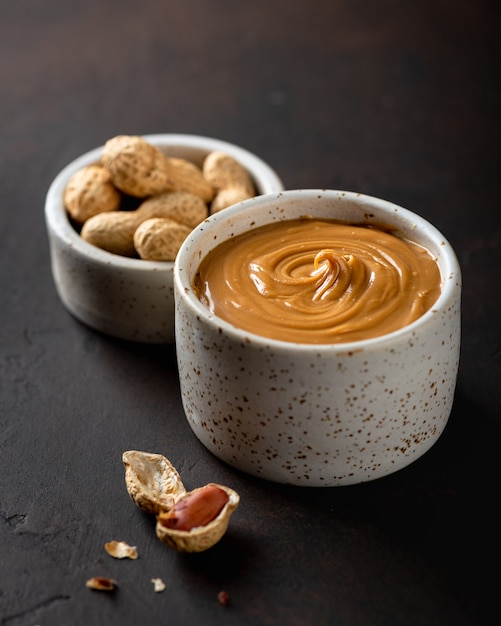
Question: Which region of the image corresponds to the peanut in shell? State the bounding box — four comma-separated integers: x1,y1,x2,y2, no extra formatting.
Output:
210,185,254,214
136,191,208,228
64,164,121,225
134,218,191,261
102,135,173,197
203,151,255,195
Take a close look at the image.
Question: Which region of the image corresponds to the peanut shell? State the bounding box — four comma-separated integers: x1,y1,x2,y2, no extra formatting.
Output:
156,483,240,553
104,540,138,560
122,450,185,515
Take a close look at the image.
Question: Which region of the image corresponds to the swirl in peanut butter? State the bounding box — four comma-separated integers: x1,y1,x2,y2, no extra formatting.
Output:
194,218,441,344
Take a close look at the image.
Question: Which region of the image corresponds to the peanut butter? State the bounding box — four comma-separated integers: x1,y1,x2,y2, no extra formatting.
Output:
193,218,441,344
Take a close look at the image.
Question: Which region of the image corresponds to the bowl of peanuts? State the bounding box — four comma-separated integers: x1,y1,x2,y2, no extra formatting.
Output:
45,134,284,343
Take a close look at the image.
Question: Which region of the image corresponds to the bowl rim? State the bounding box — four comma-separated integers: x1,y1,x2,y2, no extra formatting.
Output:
45,133,284,273
174,188,462,352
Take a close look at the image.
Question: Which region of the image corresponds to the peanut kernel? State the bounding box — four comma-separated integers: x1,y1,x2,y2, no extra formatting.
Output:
158,485,229,531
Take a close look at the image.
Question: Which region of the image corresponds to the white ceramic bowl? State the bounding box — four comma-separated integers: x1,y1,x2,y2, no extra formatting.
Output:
174,189,462,487
44,134,284,343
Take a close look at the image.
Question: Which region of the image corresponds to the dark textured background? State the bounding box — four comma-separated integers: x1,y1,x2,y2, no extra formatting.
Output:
1,1,499,624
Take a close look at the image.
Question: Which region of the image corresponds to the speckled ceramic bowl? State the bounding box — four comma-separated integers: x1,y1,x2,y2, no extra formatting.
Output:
45,134,284,343
174,189,461,487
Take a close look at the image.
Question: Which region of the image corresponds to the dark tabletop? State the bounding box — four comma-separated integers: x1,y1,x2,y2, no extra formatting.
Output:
1,1,500,625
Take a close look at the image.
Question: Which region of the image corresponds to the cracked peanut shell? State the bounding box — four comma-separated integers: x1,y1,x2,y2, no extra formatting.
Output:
122,450,239,552
155,482,239,553
122,450,185,515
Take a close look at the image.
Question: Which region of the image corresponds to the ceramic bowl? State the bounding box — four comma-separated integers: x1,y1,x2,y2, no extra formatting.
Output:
44,134,284,343
174,189,462,487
